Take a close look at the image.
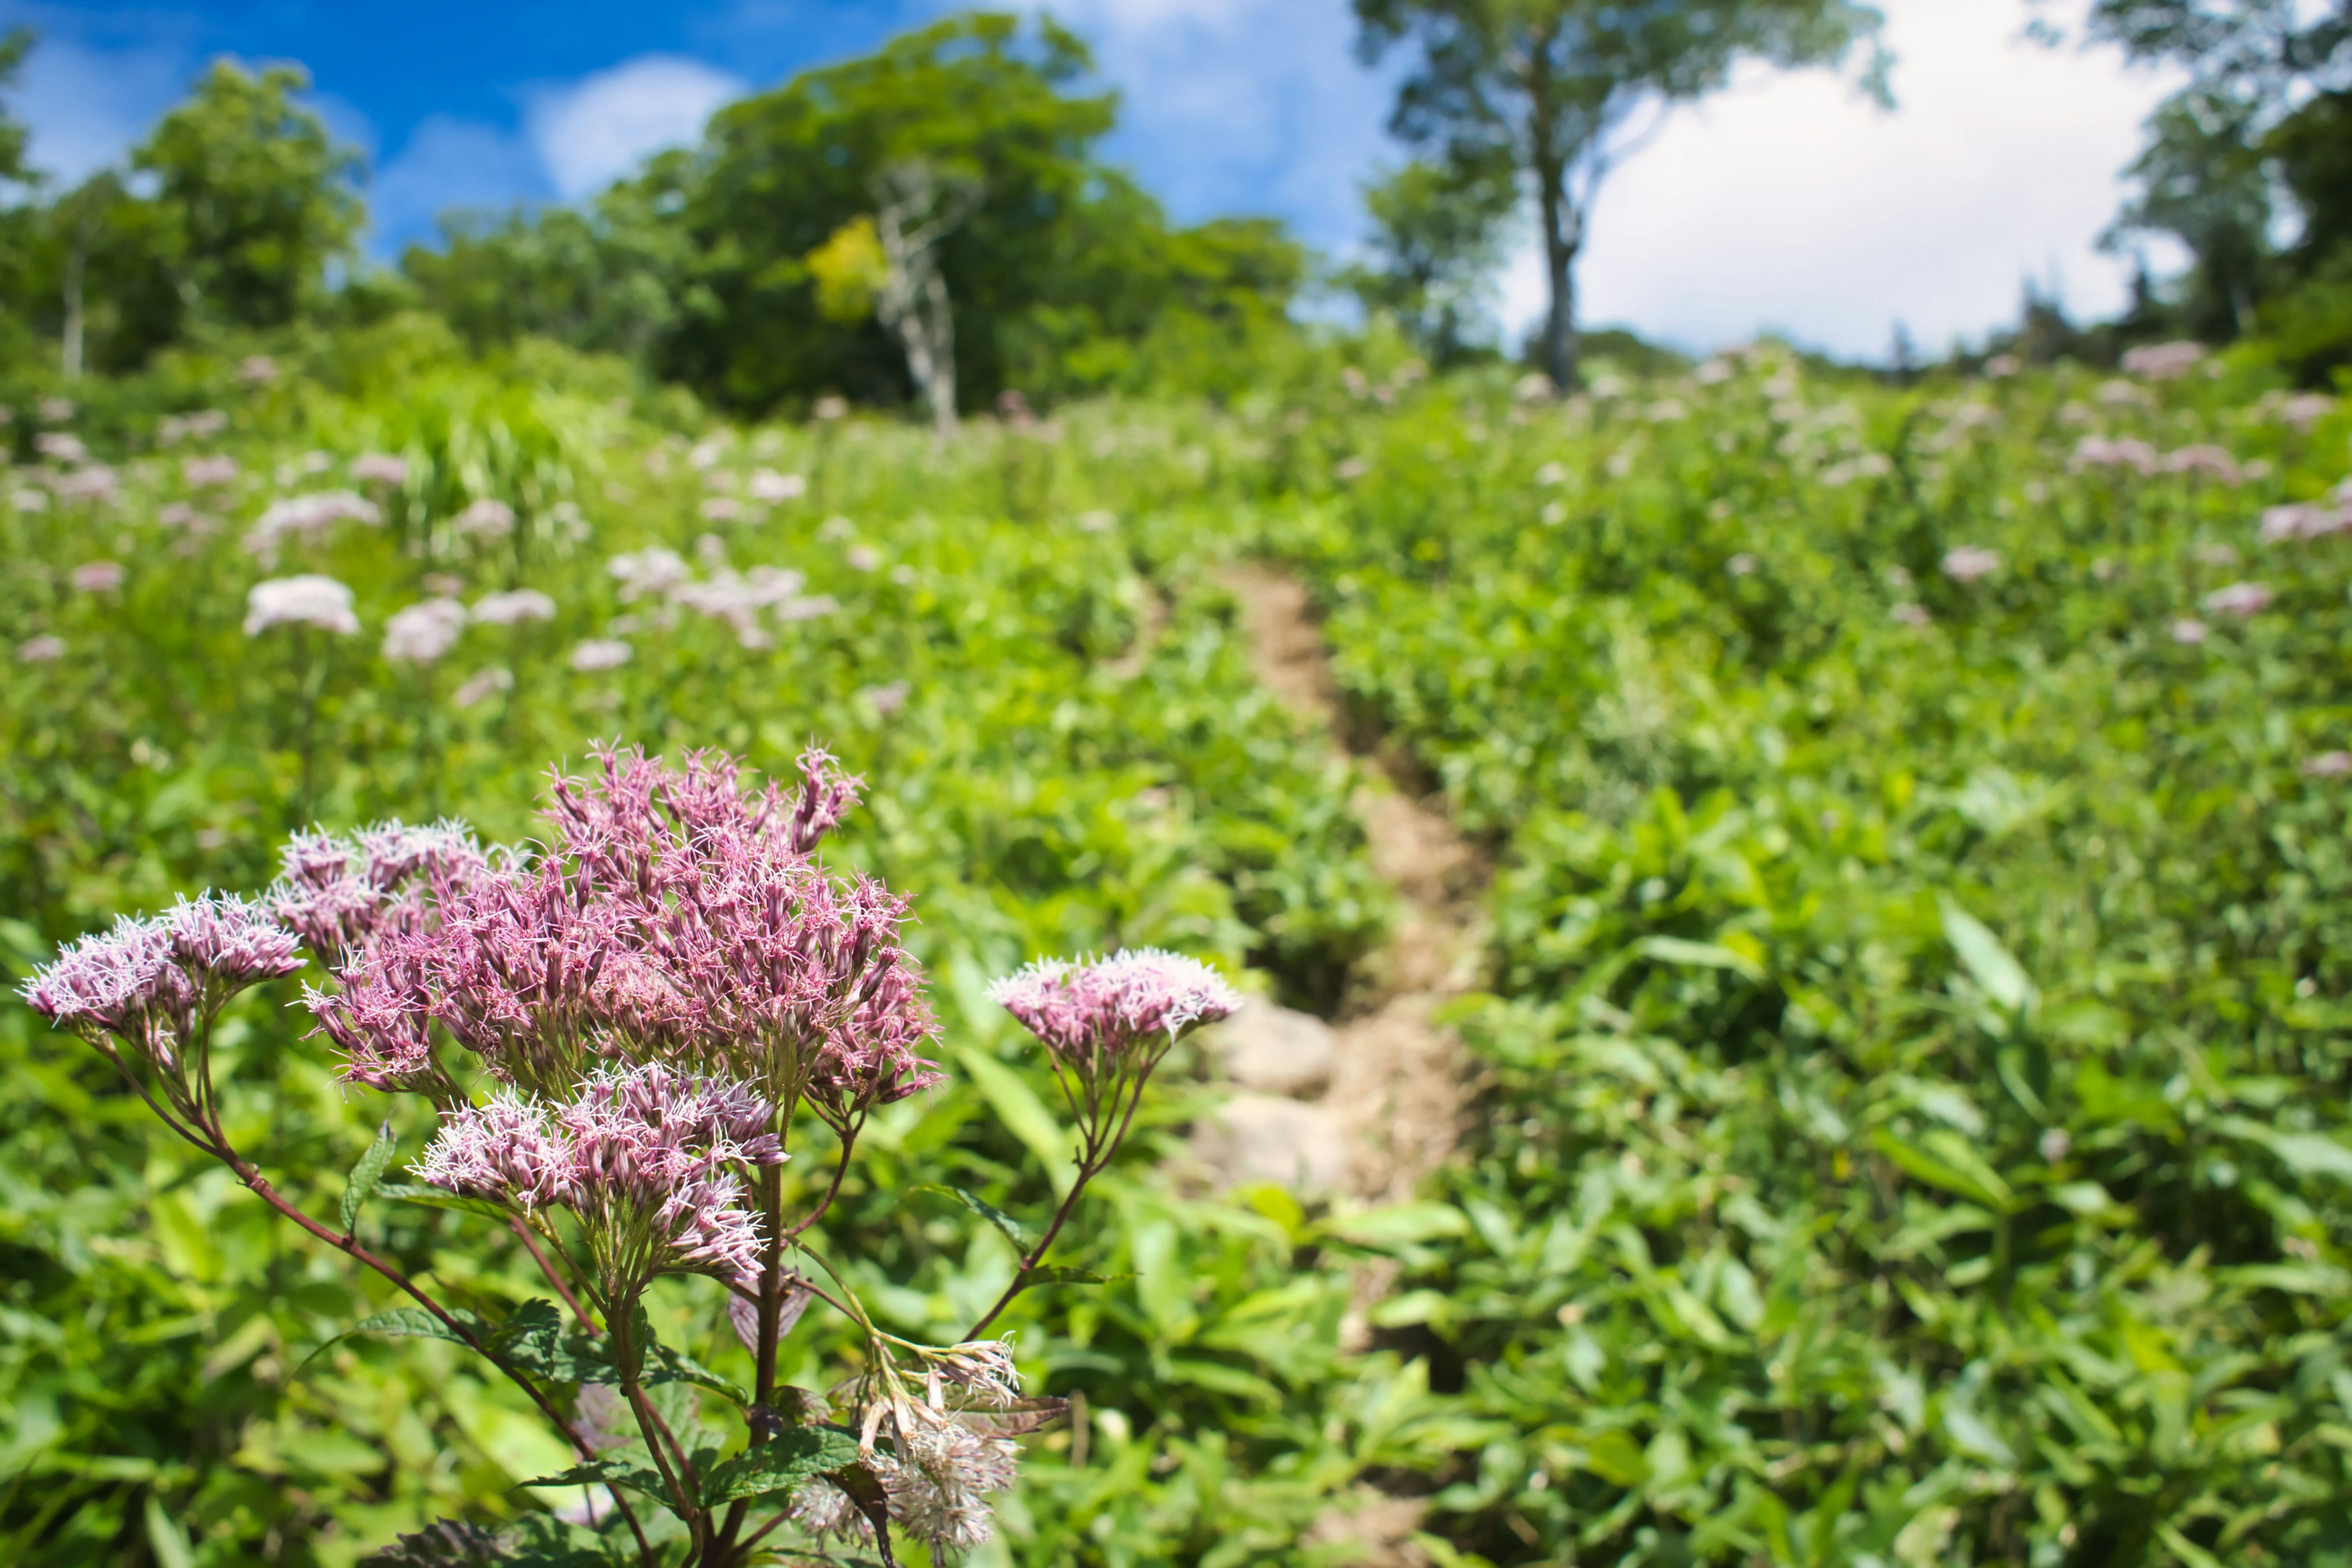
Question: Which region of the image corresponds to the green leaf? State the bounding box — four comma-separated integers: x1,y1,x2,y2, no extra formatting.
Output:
646,1341,747,1405
913,1182,1035,1252
341,1120,399,1234
1014,1265,1131,1290
699,1427,862,1506
1870,1129,2013,1212
516,1458,672,1503
1324,1203,1472,1247
296,1306,489,1376
2218,1116,2352,1182
1939,895,2034,1012
1637,934,1765,982
949,1043,1076,1195
350,1307,486,1345
492,1300,614,1385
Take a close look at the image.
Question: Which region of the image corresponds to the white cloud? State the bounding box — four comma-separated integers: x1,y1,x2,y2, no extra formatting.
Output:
1012,0,1398,247
1,21,190,188
1501,0,2182,358
524,53,747,202
370,116,550,251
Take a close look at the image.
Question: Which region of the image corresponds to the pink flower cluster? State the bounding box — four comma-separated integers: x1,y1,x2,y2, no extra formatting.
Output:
2070,436,2161,475
1940,546,2000,583
21,894,304,1067
414,1063,783,1291
311,746,941,1114
2259,501,2352,545
987,949,1241,1076
270,819,490,974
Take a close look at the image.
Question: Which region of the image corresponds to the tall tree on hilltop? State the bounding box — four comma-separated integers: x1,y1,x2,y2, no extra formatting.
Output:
133,59,363,334
1352,0,1889,390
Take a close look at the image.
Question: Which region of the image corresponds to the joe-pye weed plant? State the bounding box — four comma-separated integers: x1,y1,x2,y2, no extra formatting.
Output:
21,741,1238,1567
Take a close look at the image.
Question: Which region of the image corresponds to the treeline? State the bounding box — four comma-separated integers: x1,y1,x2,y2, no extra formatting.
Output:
0,15,1313,420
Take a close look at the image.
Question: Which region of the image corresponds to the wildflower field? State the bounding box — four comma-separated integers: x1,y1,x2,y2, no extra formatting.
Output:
6,329,2352,1568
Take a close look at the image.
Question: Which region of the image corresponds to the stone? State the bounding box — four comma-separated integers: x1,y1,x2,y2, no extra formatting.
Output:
1202,999,1336,1096
1194,1095,1347,1194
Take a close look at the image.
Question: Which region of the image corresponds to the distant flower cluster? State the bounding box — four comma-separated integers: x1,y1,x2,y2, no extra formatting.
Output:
246,490,382,555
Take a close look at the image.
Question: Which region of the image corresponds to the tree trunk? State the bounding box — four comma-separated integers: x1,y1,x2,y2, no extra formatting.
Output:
61,232,86,382
1534,155,1581,392
873,164,976,437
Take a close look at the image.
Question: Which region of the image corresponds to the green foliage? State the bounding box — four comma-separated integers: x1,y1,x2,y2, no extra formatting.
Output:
1342,157,1518,363
0,345,1406,1562
1247,345,2352,1562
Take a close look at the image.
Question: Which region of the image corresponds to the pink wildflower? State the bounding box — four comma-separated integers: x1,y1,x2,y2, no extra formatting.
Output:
383,598,468,665
413,1063,784,1292
748,469,805,503
2120,341,2206,380
1940,547,2000,583
2163,445,2239,482
989,949,1240,1079
246,491,382,554
846,545,884,572
17,634,65,663
2205,582,2274,617
270,818,489,974
183,456,238,488
2302,752,2352,778
570,638,632,672
70,560,125,593
237,355,279,385
2171,619,2211,646
245,575,359,636
314,745,940,1117
351,453,409,486
453,666,515,708
453,499,516,539
35,432,86,464
1891,603,1931,627
471,589,556,625
22,894,302,1069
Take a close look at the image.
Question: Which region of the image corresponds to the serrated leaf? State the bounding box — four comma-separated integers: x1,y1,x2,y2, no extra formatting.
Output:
647,1340,747,1404
296,1306,489,1376
699,1427,862,1505
1016,1265,1128,1289
516,1458,672,1503
492,1300,614,1385
913,1182,1034,1252
341,1120,398,1234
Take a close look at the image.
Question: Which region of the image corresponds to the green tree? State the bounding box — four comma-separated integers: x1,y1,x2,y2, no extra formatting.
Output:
132,58,363,335
0,26,32,190
1353,0,1888,390
2107,83,2275,339
1343,155,1517,363
403,150,702,363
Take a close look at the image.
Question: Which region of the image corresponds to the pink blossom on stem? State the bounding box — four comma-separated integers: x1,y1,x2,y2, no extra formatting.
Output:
988,949,1241,1079
413,1063,784,1292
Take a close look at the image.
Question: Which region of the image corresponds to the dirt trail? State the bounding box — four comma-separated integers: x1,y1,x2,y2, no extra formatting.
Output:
1219,564,1487,1205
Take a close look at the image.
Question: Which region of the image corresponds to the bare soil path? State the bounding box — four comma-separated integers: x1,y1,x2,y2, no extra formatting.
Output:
1218,564,1487,1204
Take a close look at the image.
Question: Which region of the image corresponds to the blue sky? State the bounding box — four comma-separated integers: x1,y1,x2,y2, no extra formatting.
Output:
0,0,2178,359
